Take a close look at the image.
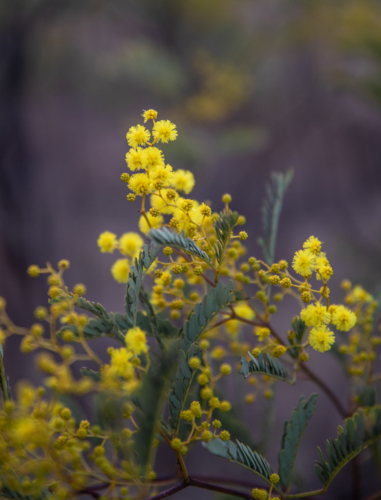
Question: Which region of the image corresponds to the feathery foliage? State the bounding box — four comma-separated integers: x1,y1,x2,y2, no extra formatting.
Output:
288,317,307,359
258,169,293,265
168,344,202,431
240,352,291,383
213,211,239,264
278,394,318,488
315,406,381,488
183,280,234,350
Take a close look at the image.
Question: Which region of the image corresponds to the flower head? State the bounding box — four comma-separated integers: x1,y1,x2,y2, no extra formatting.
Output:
331,305,357,331
303,236,322,255
152,120,178,143
119,232,143,257
110,348,134,377
126,125,150,148
98,231,117,253
125,147,144,171
139,213,164,235
141,147,165,171
128,173,152,195
151,164,173,187
126,327,148,355
171,169,195,194
142,109,158,122
309,326,335,352
111,259,130,283
292,249,316,277
301,303,331,327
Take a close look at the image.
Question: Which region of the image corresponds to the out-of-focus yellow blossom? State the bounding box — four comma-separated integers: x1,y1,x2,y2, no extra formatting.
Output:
125,147,144,171
151,164,173,187
128,173,152,195
126,124,150,148
226,303,254,336
211,346,227,360
111,259,130,283
171,170,195,194
110,348,134,378
152,120,178,143
331,305,357,331
141,147,165,171
142,109,157,122
254,327,271,342
303,236,322,255
139,213,164,235
158,270,172,287
292,249,316,277
126,327,148,355
97,231,117,253
301,303,331,327
119,233,143,257
309,326,335,353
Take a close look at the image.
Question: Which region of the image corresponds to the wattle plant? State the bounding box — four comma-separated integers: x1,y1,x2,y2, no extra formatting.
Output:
0,109,380,500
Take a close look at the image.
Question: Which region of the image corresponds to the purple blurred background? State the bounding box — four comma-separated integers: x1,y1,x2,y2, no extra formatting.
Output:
1,1,381,499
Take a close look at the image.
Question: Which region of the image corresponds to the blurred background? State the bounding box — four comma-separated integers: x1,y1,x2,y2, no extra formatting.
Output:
1,0,381,498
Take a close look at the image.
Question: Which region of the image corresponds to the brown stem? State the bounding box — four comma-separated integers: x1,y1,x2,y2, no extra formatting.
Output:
188,477,252,499
148,482,189,500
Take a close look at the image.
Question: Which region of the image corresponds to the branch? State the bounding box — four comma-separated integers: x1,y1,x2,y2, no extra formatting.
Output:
148,482,188,500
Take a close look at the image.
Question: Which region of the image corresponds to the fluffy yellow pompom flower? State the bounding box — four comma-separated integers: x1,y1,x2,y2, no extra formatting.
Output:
331,305,357,331
151,164,173,187
152,120,178,143
139,213,164,235
98,231,117,253
254,326,271,341
317,265,333,281
128,173,152,195
141,147,165,171
292,249,316,277
303,236,322,255
110,348,134,377
309,326,335,352
125,147,144,171
226,304,255,336
126,327,148,355
301,303,331,327
171,169,195,194
119,232,143,257
111,259,130,283
126,124,150,148
142,109,157,122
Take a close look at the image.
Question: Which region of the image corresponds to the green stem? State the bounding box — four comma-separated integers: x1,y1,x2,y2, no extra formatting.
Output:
0,352,9,401
286,488,324,499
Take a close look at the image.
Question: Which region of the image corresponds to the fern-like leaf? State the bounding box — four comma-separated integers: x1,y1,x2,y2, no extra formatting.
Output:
149,227,213,267
168,344,202,431
288,317,307,359
213,211,239,264
258,170,293,265
183,280,234,351
315,406,381,488
204,439,279,490
125,243,159,328
278,394,318,488
240,352,291,383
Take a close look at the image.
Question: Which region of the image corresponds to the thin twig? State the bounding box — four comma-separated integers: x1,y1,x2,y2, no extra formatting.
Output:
148,482,188,500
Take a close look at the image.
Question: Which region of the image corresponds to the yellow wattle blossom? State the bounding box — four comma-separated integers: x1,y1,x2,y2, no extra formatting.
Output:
301,303,331,327
125,147,144,171
292,249,316,277
110,348,134,378
331,305,357,331
171,169,195,194
119,232,143,257
309,326,335,353
139,213,164,235
97,231,117,253
226,304,255,336
254,326,271,342
158,270,172,286
152,120,178,143
151,164,173,187
111,259,130,283
303,236,322,255
126,124,150,148
142,109,157,122
126,327,148,355
128,173,152,195
141,146,165,171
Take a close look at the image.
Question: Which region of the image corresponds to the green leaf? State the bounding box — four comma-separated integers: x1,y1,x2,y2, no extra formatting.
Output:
288,317,307,359
213,211,239,264
80,368,102,382
149,227,213,267
240,352,291,383
125,243,159,329
168,343,202,431
0,481,51,500
133,349,175,476
278,394,318,488
315,406,381,488
183,280,234,351
258,170,293,265
204,439,277,488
